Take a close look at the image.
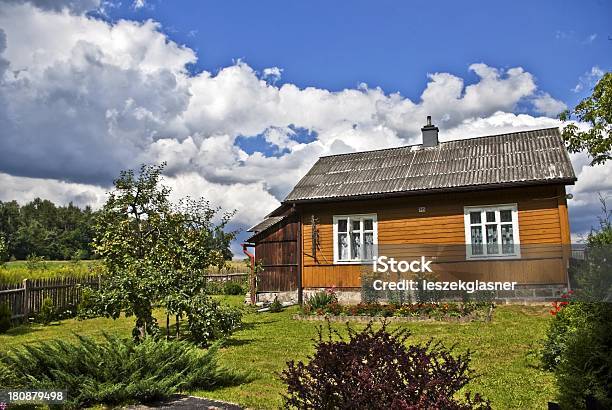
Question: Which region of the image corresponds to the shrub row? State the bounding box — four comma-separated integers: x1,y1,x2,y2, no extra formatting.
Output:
0,333,243,408
205,280,246,296
304,290,490,319
303,301,489,319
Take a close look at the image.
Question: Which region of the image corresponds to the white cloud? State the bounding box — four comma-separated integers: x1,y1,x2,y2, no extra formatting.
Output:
0,0,101,14
1,1,610,252
262,66,282,83
572,66,605,93
532,92,567,117
132,0,146,9
0,172,108,208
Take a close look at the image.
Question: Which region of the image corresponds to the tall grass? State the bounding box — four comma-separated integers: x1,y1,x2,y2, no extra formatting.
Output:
0,260,105,285
0,259,247,285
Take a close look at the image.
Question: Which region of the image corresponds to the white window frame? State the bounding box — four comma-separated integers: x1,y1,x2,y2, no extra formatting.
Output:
332,213,378,264
463,204,521,260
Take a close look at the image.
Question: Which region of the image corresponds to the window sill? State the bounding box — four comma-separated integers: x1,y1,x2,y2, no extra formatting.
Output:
466,254,521,261
333,260,373,265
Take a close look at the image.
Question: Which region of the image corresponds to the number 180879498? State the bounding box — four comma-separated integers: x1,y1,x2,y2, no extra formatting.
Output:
0,390,66,404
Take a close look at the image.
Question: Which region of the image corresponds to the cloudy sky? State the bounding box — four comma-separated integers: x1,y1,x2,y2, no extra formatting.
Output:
0,0,610,254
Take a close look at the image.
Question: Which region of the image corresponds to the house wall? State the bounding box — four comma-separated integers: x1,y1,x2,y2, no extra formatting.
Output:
298,184,571,289
253,216,300,292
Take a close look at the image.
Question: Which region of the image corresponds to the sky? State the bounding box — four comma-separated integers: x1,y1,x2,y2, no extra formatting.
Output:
0,0,610,255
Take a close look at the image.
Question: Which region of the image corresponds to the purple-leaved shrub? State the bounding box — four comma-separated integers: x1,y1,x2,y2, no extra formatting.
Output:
281,322,491,410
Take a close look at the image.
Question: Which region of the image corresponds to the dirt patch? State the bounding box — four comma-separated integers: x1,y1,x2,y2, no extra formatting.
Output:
124,395,243,410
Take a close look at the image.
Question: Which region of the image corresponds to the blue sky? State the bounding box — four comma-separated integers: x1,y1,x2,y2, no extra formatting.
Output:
0,0,611,253
106,0,611,107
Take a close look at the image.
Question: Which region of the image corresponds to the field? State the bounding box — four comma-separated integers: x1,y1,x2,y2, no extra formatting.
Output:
0,296,557,409
0,259,248,285
0,260,103,285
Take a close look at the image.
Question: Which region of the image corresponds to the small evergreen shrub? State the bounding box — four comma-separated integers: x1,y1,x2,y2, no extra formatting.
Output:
37,297,56,325
0,333,242,407
223,281,244,295
268,297,283,313
0,302,12,333
281,322,490,409
305,288,337,311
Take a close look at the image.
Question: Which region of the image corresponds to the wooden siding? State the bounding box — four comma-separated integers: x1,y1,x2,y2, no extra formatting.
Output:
253,216,299,292
300,184,571,288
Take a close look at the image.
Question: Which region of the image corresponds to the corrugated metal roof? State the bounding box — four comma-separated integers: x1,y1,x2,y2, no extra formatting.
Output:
247,216,286,233
284,127,576,202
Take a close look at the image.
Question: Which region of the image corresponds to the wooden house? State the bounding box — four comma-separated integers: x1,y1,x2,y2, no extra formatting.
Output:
246,118,576,303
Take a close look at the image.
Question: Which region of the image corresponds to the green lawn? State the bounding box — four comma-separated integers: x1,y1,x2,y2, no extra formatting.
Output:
0,297,556,410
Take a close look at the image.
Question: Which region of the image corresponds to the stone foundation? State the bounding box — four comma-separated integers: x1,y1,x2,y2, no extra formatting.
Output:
494,284,568,304
254,284,568,305
255,290,298,304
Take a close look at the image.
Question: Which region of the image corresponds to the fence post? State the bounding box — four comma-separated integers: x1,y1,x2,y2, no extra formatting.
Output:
22,278,29,319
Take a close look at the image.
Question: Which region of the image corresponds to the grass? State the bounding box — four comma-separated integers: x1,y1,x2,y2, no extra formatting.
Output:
0,260,104,285
0,297,556,409
0,259,247,285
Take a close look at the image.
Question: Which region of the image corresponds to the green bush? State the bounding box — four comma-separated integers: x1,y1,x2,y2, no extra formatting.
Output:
185,294,243,346
547,302,612,409
77,287,103,320
223,281,244,295
0,302,12,333
0,333,242,407
25,254,48,272
542,206,612,408
36,297,56,325
268,297,283,313
205,281,224,295
306,289,337,311
541,303,574,370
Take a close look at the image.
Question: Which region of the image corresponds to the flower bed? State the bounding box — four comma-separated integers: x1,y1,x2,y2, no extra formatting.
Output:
299,301,493,322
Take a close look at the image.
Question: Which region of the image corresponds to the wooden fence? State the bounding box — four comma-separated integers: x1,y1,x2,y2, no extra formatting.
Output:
0,271,249,321
205,272,248,284
0,276,101,320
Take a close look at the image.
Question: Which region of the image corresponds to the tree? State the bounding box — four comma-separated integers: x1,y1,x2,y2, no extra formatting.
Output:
0,235,7,266
93,163,237,341
0,199,94,260
560,72,612,165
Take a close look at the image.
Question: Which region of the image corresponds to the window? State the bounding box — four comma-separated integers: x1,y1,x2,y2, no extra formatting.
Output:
333,214,377,263
463,204,520,259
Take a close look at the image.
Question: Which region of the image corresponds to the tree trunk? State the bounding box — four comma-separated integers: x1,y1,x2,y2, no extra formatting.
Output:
166,314,170,340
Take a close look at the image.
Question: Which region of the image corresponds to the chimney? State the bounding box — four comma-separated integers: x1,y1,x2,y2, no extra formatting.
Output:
421,115,439,147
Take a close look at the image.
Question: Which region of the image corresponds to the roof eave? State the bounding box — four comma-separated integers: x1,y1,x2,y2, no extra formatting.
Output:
283,178,577,205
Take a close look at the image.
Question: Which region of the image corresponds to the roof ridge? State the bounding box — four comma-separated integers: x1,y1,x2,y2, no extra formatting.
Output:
318,126,561,159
